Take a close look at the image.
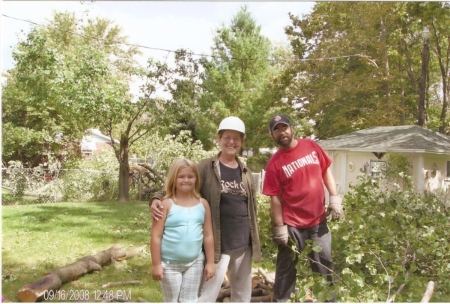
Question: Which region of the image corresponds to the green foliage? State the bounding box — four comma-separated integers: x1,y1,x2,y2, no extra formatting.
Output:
246,153,271,173
2,11,137,167
329,174,450,302
2,159,58,199
197,5,276,151
285,2,450,138
57,150,119,202
3,161,31,198
134,130,215,175
384,152,414,189
257,194,278,270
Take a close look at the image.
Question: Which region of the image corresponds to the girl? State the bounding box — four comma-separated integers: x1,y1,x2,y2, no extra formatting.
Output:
151,158,215,302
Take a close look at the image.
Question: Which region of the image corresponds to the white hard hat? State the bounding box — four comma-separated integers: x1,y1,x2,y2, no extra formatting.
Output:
217,116,245,134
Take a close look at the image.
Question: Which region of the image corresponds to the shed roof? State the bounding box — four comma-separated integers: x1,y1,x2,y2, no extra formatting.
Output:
317,126,450,154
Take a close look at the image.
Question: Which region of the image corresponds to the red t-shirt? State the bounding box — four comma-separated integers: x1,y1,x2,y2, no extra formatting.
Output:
263,139,332,228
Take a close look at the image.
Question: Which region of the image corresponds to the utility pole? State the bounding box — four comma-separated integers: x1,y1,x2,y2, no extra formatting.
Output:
418,26,430,126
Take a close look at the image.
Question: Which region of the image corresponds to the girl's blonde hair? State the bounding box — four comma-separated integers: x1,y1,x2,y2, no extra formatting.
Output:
163,158,201,200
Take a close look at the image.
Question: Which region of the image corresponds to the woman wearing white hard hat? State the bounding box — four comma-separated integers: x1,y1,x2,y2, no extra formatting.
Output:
151,116,261,302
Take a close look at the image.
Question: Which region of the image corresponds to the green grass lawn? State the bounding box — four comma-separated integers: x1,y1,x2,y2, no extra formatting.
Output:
2,200,163,302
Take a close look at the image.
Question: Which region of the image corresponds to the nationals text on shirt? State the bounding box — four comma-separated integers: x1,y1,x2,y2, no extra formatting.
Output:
282,151,320,178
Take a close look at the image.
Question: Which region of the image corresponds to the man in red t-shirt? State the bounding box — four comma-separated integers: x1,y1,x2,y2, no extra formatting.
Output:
262,114,343,302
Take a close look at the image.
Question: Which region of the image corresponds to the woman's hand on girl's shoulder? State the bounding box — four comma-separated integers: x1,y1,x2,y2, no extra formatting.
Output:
160,199,172,213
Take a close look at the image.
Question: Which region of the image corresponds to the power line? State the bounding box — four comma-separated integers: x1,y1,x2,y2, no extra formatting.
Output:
2,13,378,66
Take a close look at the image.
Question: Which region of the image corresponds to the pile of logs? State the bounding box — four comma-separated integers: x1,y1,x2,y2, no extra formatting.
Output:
216,268,274,302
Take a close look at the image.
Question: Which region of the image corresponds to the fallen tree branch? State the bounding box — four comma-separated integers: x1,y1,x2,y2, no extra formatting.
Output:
386,272,410,303
101,280,141,289
217,288,231,301
257,268,274,286
256,282,273,291
17,244,145,302
420,281,435,303
251,294,273,302
125,245,147,259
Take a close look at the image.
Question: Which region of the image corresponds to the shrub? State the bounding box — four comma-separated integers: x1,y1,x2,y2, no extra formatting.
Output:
3,160,44,198
56,150,119,202
247,153,272,173
331,173,450,302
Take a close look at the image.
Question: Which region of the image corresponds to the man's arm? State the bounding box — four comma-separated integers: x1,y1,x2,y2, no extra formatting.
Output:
323,167,338,195
270,195,288,246
270,195,284,227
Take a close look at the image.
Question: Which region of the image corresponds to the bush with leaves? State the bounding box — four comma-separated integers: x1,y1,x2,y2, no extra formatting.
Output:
133,130,216,183
256,195,278,268
247,153,272,173
330,173,450,302
56,150,119,202
2,160,47,197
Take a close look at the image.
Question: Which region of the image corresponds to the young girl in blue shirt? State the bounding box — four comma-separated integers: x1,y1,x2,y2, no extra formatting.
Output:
151,158,215,302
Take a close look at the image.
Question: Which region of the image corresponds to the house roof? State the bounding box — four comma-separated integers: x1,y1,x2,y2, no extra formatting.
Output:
85,129,120,144
317,126,450,154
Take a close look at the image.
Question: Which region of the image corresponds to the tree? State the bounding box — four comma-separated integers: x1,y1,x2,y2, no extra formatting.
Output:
2,11,135,167
197,5,274,151
406,2,450,134
284,2,449,138
106,57,173,202
156,50,205,143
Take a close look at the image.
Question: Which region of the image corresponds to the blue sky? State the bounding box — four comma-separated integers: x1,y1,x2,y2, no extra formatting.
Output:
1,1,315,71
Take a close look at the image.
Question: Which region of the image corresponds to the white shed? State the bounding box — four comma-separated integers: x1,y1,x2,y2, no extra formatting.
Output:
317,126,450,195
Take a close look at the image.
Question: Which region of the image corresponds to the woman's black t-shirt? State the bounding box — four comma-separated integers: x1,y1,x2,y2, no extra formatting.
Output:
219,162,251,253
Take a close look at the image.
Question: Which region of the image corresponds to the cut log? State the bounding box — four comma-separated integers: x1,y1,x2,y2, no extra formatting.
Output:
251,294,274,302
251,288,263,297
217,288,231,301
17,244,144,302
252,275,262,288
257,268,274,286
420,281,435,303
256,282,273,291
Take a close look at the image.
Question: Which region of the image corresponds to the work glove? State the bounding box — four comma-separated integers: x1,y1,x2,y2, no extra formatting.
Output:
272,225,288,246
327,195,343,221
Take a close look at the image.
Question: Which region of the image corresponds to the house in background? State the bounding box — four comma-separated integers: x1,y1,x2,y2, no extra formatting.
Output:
80,129,119,159
317,126,450,195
